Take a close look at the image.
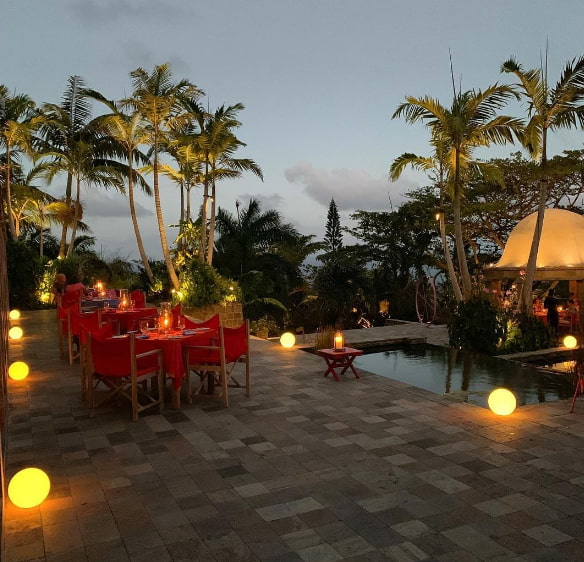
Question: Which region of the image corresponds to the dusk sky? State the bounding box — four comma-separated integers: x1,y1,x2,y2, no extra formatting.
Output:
3,0,584,260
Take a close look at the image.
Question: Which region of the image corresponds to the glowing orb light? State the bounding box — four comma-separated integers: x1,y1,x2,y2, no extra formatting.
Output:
8,361,29,380
488,388,517,416
8,468,51,508
280,332,296,348
563,335,578,349
8,327,23,340
9,309,21,320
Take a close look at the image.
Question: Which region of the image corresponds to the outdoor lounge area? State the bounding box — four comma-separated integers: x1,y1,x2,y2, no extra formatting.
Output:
4,310,584,561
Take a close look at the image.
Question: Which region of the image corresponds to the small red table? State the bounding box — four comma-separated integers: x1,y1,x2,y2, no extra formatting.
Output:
317,347,363,381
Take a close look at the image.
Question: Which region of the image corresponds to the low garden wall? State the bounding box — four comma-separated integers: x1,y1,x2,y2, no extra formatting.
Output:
183,302,243,328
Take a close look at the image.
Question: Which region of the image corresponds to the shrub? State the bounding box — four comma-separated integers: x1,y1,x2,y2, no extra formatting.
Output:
448,298,504,355
179,261,239,308
7,240,44,309
499,312,555,353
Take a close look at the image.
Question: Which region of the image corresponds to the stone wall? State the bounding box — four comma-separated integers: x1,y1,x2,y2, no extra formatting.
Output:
183,302,243,328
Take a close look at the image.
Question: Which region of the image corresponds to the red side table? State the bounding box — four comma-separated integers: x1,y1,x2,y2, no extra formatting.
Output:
317,347,363,381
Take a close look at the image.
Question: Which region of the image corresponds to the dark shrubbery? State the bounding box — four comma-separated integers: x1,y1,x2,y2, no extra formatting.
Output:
499,312,555,354
7,240,44,309
449,298,504,355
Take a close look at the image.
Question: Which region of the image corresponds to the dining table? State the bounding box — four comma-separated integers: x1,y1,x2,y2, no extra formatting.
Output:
81,298,120,310
135,327,217,408
101,308,158,334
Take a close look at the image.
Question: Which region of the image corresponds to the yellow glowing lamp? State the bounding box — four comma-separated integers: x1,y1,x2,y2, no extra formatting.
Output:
9,309,21,320
333,330,345,351
8,361,29,380
563,335,578,349
488,388,516,416
280,332,296,348
8,468,51,508
9,326,23,340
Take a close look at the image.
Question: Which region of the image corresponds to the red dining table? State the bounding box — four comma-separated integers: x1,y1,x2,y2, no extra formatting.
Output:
102,308,158,334
136,327,217,408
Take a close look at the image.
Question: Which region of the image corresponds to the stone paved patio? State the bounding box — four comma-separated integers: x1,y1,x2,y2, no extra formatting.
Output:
4,310,584,561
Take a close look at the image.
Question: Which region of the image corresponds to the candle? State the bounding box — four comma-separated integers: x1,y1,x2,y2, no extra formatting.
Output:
333,331,344,351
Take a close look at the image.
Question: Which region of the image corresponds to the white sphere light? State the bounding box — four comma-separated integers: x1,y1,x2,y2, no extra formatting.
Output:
280,332,296,348
563,335,578,349
488,388,517,416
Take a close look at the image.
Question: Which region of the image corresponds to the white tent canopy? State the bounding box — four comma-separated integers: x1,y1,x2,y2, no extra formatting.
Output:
484,209,584,280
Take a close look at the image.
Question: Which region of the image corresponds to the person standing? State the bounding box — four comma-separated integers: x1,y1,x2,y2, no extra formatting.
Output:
543,288,559,334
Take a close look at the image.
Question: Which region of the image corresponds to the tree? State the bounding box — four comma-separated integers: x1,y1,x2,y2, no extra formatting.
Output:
196,103,263,265
390,135,463,302
501,54,584,311
125,62,202,290
392,85,523,300
85,91,155,284
0,85,37,241
37,76,94,258
322,198,342,256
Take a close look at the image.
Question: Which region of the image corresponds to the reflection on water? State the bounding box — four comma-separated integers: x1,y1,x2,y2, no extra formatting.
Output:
354,344,574,408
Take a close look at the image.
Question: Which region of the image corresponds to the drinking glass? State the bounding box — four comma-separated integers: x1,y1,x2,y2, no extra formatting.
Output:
177,316,185,331
140,319,149,335
129,299,135,311
103,302,110,311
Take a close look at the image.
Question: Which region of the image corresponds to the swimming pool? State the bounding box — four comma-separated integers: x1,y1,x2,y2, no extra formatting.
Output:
353,344,574,408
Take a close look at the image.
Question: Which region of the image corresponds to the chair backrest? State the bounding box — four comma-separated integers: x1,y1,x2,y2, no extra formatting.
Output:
78,315,113,345
184,313,220,330
70,308,101,338
58,290,82,312
222,322,249,364
89,333,160,377
130,290,146,309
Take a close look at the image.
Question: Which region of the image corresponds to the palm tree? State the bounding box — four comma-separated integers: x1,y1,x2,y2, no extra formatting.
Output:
501,55,584,311
392,85,523,300
196,103,263,265
390,136,463,302
84,90,156,284
0,85,37,240
37,76,94,258
124,62,203,290
214,198,298,276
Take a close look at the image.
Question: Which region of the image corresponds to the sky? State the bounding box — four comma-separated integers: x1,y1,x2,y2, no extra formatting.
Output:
3,0,584,261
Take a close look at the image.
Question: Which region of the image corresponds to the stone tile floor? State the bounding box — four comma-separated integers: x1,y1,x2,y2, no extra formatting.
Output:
4,310,584,561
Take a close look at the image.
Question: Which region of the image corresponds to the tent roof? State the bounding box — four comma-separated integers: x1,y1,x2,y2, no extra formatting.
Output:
484,209,584,280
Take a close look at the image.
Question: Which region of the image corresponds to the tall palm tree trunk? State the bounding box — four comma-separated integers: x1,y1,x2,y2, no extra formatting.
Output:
153,143,180,290
206,180,217,264
200,157,209,263
439,213,463,302
522,134,548,312
66,176,81,257
452,190,472,300
4,146,17,241
127,155,155,284
59,173,73,258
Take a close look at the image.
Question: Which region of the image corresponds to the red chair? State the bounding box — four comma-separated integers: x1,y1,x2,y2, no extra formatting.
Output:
130,290,146,309
56,291,83,360
67,308,103,365
183,313,220,330
183,321,250,407
86,333,164,422
78,320,114,400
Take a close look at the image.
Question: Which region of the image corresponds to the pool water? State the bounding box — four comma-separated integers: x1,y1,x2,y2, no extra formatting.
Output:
354,344,574,408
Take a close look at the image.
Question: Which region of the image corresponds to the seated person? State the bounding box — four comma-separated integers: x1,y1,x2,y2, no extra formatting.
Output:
51,273,67,298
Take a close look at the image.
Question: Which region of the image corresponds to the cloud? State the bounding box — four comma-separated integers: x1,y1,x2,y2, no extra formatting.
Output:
234,192,285,211
284,162,416,211
67,0,195,26
81,189,153,219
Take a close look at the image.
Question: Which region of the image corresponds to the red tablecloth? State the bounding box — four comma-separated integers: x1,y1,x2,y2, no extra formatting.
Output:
102,308,158,333
136,328,217,390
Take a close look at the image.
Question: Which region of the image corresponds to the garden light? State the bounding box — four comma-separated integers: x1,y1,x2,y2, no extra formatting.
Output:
9,327,23,340
8,468,51,508
488,388,516,416
280,332,296,348
9,309,21,320
8,361,29,380
333,331,345,351
563,335,578,349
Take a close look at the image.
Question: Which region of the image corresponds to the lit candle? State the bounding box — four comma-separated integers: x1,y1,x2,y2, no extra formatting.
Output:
333,331,344,351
